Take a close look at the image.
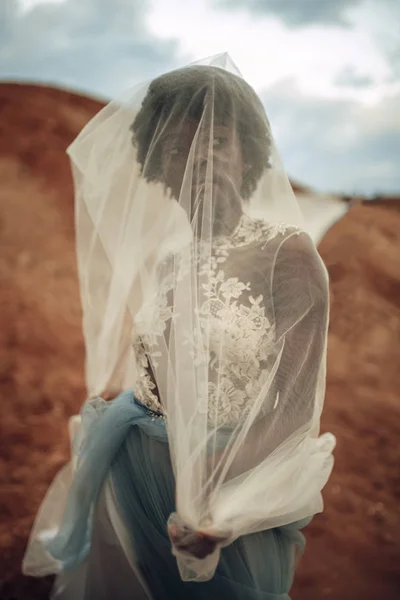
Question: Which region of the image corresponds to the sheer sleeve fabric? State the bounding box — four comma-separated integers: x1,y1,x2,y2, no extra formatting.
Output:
216,229,329,477
270,230,329,441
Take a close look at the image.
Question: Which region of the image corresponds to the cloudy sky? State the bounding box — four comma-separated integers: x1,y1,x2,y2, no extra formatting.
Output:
1,0,399,195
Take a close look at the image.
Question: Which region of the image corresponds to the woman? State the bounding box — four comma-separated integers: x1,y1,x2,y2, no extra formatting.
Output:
23,54,335,599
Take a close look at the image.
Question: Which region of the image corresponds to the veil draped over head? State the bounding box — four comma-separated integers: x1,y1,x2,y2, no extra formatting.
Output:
66,53,334,580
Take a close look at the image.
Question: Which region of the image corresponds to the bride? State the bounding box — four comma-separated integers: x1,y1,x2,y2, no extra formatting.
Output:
23,53,335,599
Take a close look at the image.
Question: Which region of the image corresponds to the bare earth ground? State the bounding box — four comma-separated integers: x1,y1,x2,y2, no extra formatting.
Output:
0,83,399,599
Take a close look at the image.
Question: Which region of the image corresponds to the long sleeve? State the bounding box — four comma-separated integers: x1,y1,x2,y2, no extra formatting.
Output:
271,230,330,438
224,229,330,476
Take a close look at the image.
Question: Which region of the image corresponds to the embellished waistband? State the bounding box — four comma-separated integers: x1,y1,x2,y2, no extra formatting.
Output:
134,396,167,422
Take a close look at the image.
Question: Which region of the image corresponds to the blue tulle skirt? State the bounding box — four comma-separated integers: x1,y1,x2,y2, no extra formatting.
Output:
46,390,311,600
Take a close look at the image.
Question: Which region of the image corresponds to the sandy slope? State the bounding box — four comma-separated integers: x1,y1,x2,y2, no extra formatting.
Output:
0,83,399,599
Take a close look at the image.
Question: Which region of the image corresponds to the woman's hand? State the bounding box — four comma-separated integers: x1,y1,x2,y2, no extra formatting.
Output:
168,523,227,560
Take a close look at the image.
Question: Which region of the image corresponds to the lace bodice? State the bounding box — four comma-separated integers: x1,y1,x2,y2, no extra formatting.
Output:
132,215,302,428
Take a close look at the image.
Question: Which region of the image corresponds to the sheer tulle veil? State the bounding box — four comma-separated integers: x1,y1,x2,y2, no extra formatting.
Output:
24,53,335,583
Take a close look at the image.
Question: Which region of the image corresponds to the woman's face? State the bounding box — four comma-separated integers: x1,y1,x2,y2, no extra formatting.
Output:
158,120,245,233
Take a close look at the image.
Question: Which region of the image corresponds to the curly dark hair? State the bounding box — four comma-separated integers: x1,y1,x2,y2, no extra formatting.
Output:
130,65,271,200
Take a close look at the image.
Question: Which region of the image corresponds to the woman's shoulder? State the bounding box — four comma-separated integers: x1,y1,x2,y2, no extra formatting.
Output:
232,214,308,250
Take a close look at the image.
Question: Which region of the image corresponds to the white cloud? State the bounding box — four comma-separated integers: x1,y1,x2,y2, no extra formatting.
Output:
334,66,374,89
263,79,400,195
19,0,66,10
0,0,181,97
146,0,395,103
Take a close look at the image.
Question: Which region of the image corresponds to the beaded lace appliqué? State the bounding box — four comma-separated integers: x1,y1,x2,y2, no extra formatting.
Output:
132,216,302,427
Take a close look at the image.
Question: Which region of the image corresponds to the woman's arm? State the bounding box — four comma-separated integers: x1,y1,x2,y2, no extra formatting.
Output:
222,230,330,478
271,230,329,435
